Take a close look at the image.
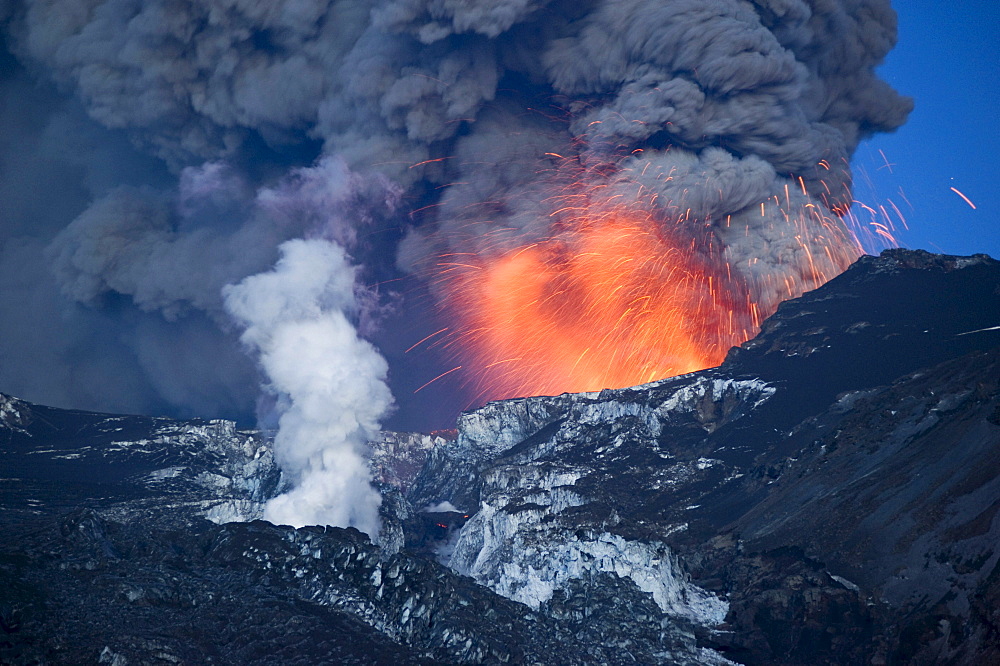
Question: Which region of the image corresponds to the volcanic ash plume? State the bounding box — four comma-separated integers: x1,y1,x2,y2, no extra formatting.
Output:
0,0,912,434
395,0,913,399
224,239,391,536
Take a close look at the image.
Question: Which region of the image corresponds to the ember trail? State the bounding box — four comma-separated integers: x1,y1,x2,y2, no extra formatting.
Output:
433,165,866,402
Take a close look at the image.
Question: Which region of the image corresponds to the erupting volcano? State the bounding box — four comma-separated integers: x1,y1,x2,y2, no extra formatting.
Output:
430,158,866,402
0,0,917,527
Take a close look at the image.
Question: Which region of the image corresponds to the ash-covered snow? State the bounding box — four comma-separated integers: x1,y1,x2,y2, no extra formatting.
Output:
829,573,861,592
202,499,267,524
655,377,776,418
449,374,776,463
400,367,789,649
0,393,31,434
446,459,728,627
369,430,450,493
453,514,728,625
457,394,587,458
147,466,186,481
952,255,994,269
956,324,1000,336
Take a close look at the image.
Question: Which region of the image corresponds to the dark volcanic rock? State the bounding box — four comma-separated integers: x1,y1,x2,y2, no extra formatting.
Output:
0,397,283,529
2,511,434,665
723,348,1000,664
409,249,1000,665
3,249,1000,664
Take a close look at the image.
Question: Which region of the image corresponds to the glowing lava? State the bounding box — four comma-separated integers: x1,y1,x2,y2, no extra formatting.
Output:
435,207,756,401
426,167,879,403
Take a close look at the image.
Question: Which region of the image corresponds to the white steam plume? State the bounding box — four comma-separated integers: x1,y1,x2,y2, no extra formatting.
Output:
224,239,391,536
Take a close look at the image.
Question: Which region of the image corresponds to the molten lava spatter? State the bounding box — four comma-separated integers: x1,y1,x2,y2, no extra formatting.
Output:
428,164,871,403
434,210,746,401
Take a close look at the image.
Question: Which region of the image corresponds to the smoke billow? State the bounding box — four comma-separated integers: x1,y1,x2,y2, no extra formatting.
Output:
224,239,390,535
0,0,911,530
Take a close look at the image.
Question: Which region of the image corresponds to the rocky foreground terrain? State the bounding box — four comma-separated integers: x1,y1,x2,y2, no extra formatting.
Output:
2,249,999,665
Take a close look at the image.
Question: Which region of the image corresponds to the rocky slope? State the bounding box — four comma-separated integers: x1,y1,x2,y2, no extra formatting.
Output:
2,249,999,664
0,392,722,665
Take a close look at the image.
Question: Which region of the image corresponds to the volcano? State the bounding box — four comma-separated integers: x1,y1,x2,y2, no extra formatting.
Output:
2,248,999,665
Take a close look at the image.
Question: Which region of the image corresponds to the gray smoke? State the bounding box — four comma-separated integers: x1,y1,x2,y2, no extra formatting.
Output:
0,0,911,527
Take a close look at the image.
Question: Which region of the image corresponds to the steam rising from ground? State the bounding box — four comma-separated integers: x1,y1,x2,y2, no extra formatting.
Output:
0,0,911,530
224,239,389,535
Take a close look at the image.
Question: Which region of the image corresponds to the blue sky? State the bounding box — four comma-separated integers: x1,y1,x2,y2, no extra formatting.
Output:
856,1,999,259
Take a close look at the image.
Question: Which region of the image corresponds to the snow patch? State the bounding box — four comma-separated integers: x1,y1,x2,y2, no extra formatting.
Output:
658,377,776,416
449,462,726,627
203,499,265,524
956,324,1000,337
422,500,461,513
453,508,726,625
832,388,880,413
829,573,860,592
148,466,186,481
195,471,234,490
0,394,31,434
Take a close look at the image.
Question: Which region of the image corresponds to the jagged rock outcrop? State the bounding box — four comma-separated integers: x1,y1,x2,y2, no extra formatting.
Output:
370,430,456,495
0,397,283,528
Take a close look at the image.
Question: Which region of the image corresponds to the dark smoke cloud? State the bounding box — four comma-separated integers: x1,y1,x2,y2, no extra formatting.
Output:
0,0,911,434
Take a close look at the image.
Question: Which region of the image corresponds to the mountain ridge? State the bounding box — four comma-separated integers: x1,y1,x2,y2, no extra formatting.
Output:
2,248,999,664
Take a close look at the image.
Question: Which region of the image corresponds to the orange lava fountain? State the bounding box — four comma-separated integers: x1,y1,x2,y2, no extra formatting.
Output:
426,167,875,403
437,217,752,400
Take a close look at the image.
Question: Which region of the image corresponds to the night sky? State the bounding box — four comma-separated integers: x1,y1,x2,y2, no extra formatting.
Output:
857,1,999,259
